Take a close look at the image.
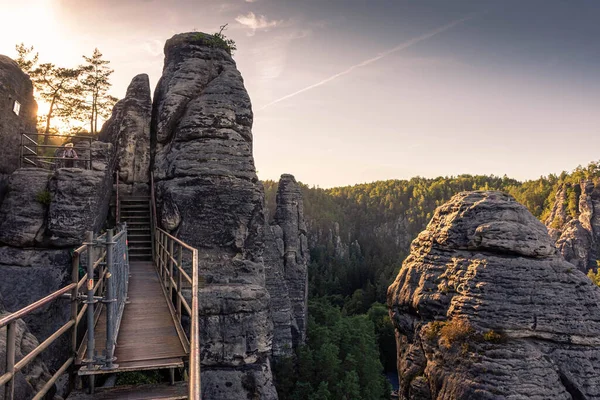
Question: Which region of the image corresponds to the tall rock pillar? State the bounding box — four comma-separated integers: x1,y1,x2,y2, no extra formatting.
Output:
151,33,277,399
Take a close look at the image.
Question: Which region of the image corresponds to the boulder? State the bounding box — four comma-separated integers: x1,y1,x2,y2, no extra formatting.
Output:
0,55,37,176
0,314,54,400
46,142,113,246
151,32,276,399
99,74,152,195
0,168,50,247
388,191,600,399
546,181,600,272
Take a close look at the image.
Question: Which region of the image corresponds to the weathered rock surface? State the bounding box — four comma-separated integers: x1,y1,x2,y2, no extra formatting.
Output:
0,55,37,177
0,311,54,400
546,181,600,272
0,142,113,371
46,144,114,247
0,168,50,247
99,74,151,195
271,175,308,347
264,175,309,358
152,32,276,399
388,191,600,399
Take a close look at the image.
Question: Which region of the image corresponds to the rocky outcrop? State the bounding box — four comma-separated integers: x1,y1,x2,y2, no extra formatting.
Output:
151,32,276,399
0,55,37,178
99,74,152,195
0,309,54,400
271,175,309,347
388,191,600,399
265,175,309,358
546,181,600,272
0,143,113,369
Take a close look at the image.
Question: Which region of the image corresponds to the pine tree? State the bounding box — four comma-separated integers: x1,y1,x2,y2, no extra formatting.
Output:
14,43,38,74
80,48,116,135
32,63,82,145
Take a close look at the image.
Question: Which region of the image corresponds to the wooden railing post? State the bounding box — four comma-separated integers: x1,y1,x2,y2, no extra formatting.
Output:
70,251,80,391
190,249,201,400
168,239,174,300
4,321,16,400
85,231,96,394
176,245,183,320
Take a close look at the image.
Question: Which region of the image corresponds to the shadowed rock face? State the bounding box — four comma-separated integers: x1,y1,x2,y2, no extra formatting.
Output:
0,55,37,179
388,191,600,399
151,32,277,399
99,74,152,195
546,181,600,273
264,174,309,358
0,143,113,370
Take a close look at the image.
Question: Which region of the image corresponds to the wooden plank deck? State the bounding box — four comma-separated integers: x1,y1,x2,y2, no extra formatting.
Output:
68,382,188,400
77,261,187,374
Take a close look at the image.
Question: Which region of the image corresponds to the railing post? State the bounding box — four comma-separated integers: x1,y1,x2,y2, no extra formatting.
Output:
190,249,201,400
70,251,80,391
168,238,174,299
176,245,183,320
85,231,96,393
105,229,116,369
162,234,168,284
4,321,16,400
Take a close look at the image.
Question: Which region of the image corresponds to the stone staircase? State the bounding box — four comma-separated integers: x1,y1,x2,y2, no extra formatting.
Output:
120,196,152,261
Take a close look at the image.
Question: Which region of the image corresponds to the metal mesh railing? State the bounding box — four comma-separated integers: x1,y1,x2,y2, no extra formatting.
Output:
0,224,129,399
19,133,93,170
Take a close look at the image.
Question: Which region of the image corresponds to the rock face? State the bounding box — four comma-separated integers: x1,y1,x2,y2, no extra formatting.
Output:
0,55,37,178
388,191,600,399
99,74,152,195
0,143,113,369
546,181,600,273
264,175,309,358
151,33,277,399
0,309,54,400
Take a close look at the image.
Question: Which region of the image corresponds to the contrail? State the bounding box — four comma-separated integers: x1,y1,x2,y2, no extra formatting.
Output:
259,13,477,110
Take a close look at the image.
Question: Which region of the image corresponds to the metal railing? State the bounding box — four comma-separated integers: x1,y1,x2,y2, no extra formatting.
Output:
79,226,129,386
0,225,129,399
151,172,201,399
19,133,93,170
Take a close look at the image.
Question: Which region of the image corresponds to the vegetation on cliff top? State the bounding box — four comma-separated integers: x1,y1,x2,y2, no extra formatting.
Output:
266,160,600,398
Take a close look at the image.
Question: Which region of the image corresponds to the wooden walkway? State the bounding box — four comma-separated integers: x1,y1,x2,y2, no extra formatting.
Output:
77,261,187,374
68,382,188,400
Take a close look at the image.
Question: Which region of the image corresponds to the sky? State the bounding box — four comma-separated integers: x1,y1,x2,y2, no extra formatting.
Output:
0,0,599,188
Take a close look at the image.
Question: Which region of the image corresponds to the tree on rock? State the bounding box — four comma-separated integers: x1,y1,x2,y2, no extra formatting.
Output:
32,63,82,145
80,48,117,135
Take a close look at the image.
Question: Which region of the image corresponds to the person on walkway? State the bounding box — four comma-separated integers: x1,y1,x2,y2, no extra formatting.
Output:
63,142,78,168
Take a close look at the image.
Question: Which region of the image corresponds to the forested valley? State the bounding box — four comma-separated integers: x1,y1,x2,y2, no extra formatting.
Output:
265,160,600,400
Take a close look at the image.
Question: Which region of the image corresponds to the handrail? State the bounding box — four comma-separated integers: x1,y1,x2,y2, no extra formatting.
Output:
19,132,93,170
151,172,200,399
1,225,129,399
154,228,200,400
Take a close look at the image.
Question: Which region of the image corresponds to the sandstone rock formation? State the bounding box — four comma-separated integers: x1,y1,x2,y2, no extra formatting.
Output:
0,305,54,400
388,191,600,399
546,181,600,272
99,74,152,195
0,55,37,205
0,143,113,368
151,32,277,399
0,55,37,173
264,175,309,358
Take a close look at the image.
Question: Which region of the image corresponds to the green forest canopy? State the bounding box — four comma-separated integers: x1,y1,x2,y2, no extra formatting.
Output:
266,161,600,400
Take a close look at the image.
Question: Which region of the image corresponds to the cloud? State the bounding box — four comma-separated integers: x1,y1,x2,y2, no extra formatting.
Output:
235,12,283,36
259,13,477,110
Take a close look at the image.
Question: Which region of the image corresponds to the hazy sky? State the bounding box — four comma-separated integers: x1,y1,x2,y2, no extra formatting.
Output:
0,0,599,187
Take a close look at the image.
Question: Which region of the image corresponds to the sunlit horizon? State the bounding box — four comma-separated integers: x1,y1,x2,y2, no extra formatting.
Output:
1,0,599,187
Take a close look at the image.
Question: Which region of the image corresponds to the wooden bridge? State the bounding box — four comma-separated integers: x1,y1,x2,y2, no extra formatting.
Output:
0,175,201,399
